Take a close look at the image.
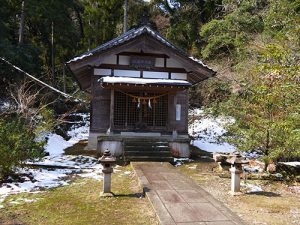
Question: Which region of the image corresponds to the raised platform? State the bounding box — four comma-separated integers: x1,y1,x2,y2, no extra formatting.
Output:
97,134,190,160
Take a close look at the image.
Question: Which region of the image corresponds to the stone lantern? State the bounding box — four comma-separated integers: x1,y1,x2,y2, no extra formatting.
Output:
98,149,116,197
226,152,248,195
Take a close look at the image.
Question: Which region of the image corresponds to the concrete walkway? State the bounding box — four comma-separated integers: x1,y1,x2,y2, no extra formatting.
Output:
132,162,246,225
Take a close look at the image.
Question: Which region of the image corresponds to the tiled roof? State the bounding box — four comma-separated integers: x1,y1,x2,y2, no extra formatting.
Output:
67,26,214,72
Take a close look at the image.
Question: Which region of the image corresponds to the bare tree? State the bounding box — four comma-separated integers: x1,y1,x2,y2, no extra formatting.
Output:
5,79,79,131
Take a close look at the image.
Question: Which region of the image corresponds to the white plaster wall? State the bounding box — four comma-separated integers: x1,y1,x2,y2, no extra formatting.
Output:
119,55,130,65
114,70,140,77
102,55,116,64
143,71,169,79
171,73,187,80
167,58,185,68
94,68,112,76
155,58,164,67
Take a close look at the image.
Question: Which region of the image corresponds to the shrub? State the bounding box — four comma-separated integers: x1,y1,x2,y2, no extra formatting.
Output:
0,117,44,179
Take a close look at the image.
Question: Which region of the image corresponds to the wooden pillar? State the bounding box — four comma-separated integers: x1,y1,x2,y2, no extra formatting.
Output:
110,89,114,132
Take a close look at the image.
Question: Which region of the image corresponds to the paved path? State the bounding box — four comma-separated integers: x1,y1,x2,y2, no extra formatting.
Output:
132,162,246,225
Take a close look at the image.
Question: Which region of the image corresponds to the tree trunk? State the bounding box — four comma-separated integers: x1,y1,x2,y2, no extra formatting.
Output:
51,22,55,83
74,6,84,39
264,129,270,171
124,0,128,33
18,0,25,45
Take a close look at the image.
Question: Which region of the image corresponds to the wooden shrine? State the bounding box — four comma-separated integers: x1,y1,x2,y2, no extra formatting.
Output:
67,26,216,160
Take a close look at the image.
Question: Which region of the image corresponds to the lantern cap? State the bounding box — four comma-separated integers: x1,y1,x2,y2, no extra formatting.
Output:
226,152,249,165
99,149,116,163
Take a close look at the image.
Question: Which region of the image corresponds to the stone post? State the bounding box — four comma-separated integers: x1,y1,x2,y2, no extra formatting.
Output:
102,167,113,196
229,165,242,195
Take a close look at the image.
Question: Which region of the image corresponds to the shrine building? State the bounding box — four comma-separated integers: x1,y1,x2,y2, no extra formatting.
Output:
67,25,216,161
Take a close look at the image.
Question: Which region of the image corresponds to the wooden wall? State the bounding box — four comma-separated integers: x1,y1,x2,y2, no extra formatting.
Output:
90,75,189,134
167,90,189,134
90,76,111,133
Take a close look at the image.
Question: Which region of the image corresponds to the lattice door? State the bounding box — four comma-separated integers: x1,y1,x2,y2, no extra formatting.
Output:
114,91,168,130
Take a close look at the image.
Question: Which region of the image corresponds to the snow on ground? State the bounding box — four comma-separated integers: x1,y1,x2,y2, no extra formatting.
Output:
9,197,42,205
241,182,263,193
45,113,90,156
174,158,193,167
0,113,104,208
279,162,300,167
189,109,236,153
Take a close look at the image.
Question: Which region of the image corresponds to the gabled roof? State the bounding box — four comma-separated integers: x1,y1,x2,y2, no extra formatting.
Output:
66,25,216,91
68,26,213,71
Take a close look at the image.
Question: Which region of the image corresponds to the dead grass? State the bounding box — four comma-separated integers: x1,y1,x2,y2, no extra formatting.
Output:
0,165,158,225
177,162,300,225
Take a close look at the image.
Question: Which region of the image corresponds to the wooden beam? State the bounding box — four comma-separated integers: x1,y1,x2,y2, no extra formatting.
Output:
110,89,114,131
96,64,187,73
117,51,169,58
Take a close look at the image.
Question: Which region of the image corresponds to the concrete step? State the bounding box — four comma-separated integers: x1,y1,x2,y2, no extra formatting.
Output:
124,146,170,152
125,156,173,162
124,142,169,147
124,151,171,157
123,139,172,162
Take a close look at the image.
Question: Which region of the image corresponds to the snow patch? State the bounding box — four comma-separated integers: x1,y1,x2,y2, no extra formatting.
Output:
189,109,236,153
99,76,191,85
242,182,263,193
0,100,12,112
174,158,192,167
45,113,89,156
280,162,300,167
67,53,93,63
189,56,213,70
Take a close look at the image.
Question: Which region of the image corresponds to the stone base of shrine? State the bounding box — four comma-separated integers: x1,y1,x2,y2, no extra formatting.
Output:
93,133,190,159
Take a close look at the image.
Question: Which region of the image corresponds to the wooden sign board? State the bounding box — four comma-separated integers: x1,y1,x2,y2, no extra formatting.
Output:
130,56,155,69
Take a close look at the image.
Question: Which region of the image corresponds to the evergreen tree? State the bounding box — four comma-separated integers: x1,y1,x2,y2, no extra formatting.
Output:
222,43,300,166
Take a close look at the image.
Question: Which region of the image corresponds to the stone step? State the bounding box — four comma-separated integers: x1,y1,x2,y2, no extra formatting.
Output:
124,156,173,162
124,146,170,152
124,151,171,157
123,139,172,162
124,141,169,147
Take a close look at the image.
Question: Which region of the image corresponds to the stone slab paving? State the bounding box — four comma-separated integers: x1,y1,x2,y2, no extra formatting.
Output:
132,162,247,225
